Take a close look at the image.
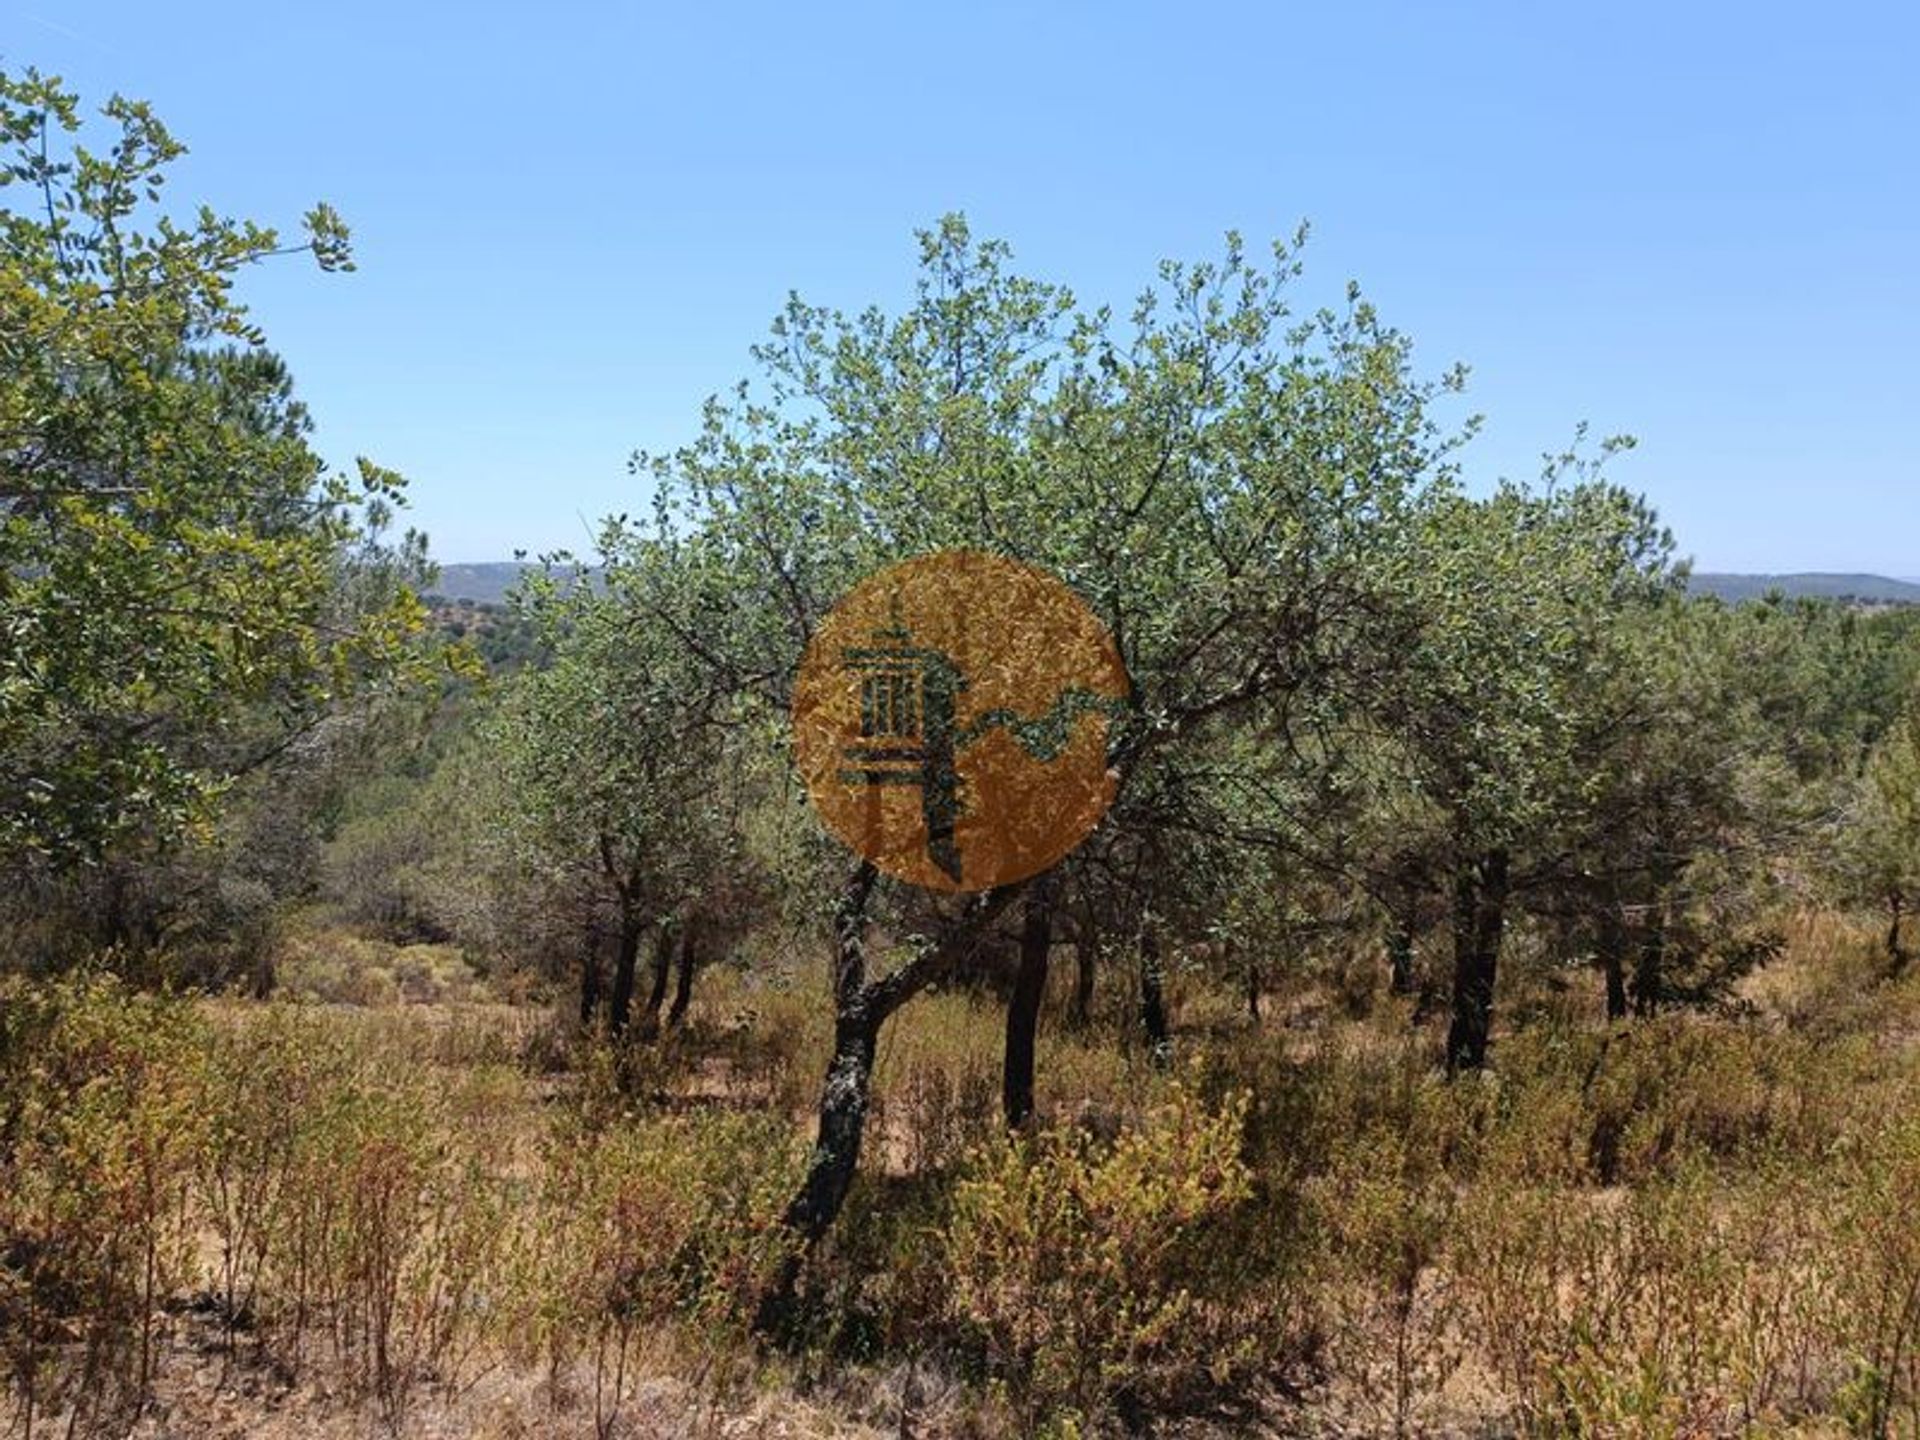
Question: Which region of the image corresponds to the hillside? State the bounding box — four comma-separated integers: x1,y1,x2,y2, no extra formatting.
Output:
428,561,541,606
429,561,605,607
432,561,1920,608
1689,571,1920,604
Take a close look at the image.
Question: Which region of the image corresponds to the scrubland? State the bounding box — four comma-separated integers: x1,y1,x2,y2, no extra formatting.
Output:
10,53,1920,1440
7,912,1920,1440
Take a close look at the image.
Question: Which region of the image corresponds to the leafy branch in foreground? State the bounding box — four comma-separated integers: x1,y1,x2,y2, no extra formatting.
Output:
1,66,445,872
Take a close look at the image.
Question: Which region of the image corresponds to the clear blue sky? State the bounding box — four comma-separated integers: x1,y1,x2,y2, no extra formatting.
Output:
8,0,1916,574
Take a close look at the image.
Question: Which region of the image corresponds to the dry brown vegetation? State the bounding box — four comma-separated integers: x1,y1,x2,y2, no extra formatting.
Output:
7,911,1920,1439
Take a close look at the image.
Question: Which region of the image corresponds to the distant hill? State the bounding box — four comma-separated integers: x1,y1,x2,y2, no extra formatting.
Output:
428,562,532,606
429,561,1920,609
1688,573,1920,605
427,562,596,606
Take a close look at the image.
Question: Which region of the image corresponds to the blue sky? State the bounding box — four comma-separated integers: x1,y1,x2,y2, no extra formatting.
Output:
8,1,1916,573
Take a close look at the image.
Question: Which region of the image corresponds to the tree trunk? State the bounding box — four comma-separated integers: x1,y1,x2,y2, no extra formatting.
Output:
578,942,603,1028
1411,972,1442,1028
1634,892,1667,1017
776,865,881,1254
251,948,277,1001
607,909,643,1036
1070,927,1097,1028
1446,848,1509,1074
102,865,132,953
775,869,1021,1249
1890,893,1909,977
1387,913,1416,997
1003,875,1055,1129
1597,899,1629,1021
1634,832,1678,1015
1446,863,1480,1071
757,993,877,1343
1140,925,1171,1066
666,924,698,1028
1242,941,1263,1023
642,919,674,1032
784,1003,880,1232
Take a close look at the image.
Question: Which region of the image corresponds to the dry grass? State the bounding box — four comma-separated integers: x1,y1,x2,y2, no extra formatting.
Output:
7,913,1920,1436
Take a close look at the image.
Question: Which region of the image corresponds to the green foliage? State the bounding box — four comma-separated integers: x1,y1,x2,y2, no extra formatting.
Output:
501,554,725,916
1384,466,1675,851
943,1083,1292,1423
615,216,1469,921
1837,685,1920,962
0,66,439,873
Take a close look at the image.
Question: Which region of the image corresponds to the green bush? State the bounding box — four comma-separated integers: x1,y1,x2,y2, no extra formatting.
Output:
942,1083,1296,1427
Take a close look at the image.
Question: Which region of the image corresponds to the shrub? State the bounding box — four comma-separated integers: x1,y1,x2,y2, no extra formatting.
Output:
1829,1110,1920,1438
196,1004,519,1421
1307,1064,1475,1437
0,976,211,1434
941,1082,1295,1427
1452,1160,1843,1436
532,1110,801,1434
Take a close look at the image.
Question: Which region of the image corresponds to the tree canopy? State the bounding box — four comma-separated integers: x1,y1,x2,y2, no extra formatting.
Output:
1,67,435,872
